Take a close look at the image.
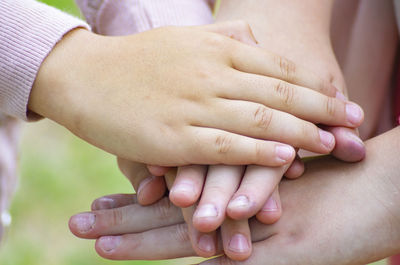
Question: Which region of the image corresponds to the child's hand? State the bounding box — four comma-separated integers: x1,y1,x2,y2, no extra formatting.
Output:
116,158,293,260
28,21,362,167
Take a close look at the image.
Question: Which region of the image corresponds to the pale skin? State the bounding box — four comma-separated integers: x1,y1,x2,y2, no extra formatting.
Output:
28,21,362,168
69,127,400,265
129,0,369,260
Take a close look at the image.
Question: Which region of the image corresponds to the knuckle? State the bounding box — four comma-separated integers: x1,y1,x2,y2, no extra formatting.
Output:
205,33,226,48
171,223,190,244
320,78,336,97
153,197,174,220
215,134,233,155
253,106,273,130
110,208,124,226
274,81,295,106
324,96,337,118
275,56,296,82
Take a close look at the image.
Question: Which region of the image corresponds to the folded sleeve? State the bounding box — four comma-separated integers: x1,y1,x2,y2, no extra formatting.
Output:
0,0,89,120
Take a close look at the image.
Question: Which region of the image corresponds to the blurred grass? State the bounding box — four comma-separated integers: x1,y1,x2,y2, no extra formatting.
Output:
0,0,388,264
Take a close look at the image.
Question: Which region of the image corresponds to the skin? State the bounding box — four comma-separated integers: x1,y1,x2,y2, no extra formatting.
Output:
134,0,368,259
27,21,362,168
69,127,400,265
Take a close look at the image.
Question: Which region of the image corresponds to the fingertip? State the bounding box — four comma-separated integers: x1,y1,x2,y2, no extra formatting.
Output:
137,176,166,205
225,233,252,261
95,236,122,260
69,212,96,238
284,158,305,179
256,194,282,224
196,233,217,258
318,129,336,153
91,197,116,211
330,127,366,162
170,180,199,208
226,196,254,221
275,144,296,165
345,102,365,127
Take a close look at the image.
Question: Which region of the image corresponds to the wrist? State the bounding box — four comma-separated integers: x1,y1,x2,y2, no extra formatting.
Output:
28,28,99,127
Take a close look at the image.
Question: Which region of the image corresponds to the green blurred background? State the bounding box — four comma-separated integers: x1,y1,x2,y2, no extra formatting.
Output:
0,1,387,264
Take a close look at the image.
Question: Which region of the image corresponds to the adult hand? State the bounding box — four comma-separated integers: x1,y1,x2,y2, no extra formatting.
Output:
69,127,400,264
29,21,362,167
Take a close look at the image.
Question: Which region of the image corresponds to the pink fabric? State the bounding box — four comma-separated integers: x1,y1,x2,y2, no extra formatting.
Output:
0,0,88,120
0,0,88,240
0,115,19,240
75,0,214,36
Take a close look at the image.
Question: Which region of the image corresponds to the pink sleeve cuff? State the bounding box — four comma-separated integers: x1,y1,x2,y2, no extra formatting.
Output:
76,0,214,35
0,0,89,120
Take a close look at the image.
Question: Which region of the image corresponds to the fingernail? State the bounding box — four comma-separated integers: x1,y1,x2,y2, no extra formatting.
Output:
72,213,95,233
98,236,122,252
198,234,215,253
137,175,156,195
335,91,346,101
346,131,364,147
346,103,363,126
93,197,116,210
194,204,218,219
275,145,294,162
171,181,195,196
228,234,249,253
262,197,278,212
319,129,335,150
228,195,250,209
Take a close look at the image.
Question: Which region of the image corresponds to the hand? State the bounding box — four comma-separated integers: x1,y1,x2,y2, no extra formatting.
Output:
114,159,286,260
216,0,366,163
69,127,400,264
29,21,362,167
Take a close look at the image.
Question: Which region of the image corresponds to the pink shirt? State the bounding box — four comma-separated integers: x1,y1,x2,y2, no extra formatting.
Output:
0,0,89,120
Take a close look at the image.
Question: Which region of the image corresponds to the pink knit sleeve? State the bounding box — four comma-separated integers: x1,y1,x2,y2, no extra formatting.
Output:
76,0,214,35
0,0,89,120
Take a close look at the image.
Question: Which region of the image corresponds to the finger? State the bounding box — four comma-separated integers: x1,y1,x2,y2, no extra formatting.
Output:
221,218,252,261
200,100,335,154
219,72,364,128
137,175,166,205
91,194,137,211
182,206,220,258
170,165,207,208
284,155,305,179
256,187,282,224
193,165,244,233
195,20,258,47
227,165,286,220
228,41,337,97
328,126,366,162
69,197,183,239
164,167,177,190
187,127,296,167
117,158,166,205
95,224,195,260
146,165,170,176
199,237,286,265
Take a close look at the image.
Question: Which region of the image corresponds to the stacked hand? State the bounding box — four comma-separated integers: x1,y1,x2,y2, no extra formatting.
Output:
69,127,400,265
